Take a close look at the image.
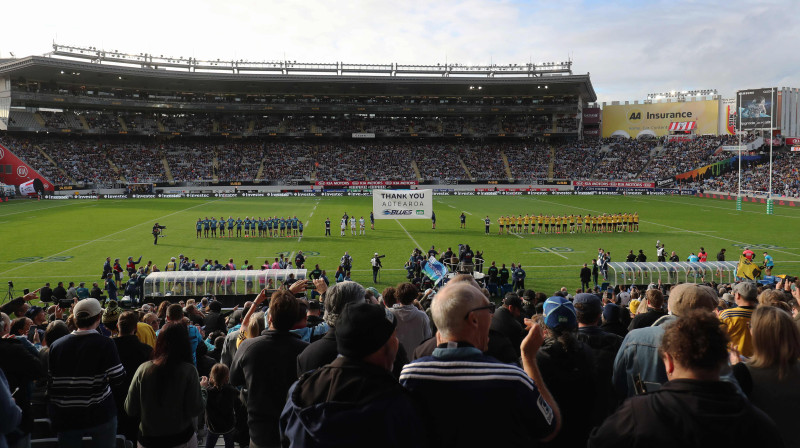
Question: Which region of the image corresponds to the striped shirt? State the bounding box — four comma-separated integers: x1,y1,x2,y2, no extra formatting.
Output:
48,330,126,430
720,306,755,357
400,346,555,446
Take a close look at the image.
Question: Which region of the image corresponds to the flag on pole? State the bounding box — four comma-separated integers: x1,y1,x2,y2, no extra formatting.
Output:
423,256,448,284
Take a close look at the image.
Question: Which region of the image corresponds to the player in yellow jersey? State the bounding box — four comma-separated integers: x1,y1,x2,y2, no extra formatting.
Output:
568,214,576,234
576,214,583,233
523,214,530,233
633,212,639,232
498,215,504,235
537,214,543,234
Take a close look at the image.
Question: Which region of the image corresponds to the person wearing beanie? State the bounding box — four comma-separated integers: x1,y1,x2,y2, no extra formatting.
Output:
612,283,719,398
538,296,598,448
490,293,527,358
48,298,125,445
102,301,122,335
280,302,424,447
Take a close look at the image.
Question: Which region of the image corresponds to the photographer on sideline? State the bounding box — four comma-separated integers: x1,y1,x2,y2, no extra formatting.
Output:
371,253,384,284
152,222,166,245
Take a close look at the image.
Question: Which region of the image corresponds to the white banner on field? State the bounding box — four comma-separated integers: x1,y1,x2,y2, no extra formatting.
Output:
373,189,432,219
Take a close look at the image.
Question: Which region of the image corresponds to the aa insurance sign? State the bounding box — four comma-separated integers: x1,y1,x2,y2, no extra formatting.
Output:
373,189,432,219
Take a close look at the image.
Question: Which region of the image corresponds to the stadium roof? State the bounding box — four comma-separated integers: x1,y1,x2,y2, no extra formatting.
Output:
0,55,596,101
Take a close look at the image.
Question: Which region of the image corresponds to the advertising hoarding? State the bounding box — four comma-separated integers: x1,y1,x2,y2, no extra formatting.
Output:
582,108,600,124
601,100,719,138
372,189,432,219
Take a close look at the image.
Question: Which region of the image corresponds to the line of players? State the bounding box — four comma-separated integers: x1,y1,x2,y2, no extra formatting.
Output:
324,212,375,236
195,216,304,238
489,212,640,235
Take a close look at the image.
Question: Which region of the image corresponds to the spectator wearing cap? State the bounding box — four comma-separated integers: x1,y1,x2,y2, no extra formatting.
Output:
204,301,227,335
280,302,424,447
574,293,623,422
628,289,667,331
231,291,309,448
25,305,47,343
490,293,527,358
0,311,44,447
590,311,782,448
612,283,718,397
112,311,153,445
390,283,432,355
400,281,560,446
48,298,125,446
720,281,758,358
538,296,597,448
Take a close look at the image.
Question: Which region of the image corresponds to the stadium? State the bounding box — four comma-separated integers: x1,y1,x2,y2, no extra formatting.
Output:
2,39,800,447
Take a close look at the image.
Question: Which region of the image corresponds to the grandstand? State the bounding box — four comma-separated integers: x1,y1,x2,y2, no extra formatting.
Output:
0,44,797,199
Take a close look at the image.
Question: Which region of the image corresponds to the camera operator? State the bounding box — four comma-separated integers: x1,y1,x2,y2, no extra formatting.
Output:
371,253,384,284
340,252,353,277
152,222,166,245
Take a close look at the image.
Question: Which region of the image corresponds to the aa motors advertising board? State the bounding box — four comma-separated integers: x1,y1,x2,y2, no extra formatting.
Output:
601,100,719,138
736,88,776,130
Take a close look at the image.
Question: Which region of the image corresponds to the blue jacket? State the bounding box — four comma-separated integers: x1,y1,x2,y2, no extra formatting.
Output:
613,315,741,398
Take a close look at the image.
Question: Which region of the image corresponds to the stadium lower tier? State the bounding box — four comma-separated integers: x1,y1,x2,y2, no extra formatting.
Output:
0,133,795,197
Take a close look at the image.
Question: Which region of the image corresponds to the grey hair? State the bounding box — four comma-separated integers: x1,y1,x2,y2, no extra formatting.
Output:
0,313,9,335
324,281,365,327
431,283,485,339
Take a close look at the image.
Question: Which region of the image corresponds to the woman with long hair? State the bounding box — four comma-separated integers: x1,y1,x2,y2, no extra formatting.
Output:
732,306,800,447
125,322,207,448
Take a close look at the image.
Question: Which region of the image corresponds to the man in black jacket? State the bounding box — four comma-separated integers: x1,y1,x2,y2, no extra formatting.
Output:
490,294,526,358
231,291,308,448
628,289,667,331
280,302,424,447
589,311,782,448
40,283,53,303
112,311,153,445
52,282,67,303
580,264,592,292
573,293,623,424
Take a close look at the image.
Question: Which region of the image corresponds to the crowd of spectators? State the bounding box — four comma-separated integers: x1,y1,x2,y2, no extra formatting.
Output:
2,261,799,447
2,131,793,191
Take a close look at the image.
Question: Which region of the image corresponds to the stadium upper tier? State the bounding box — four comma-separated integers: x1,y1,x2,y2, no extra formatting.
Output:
1,134,786,198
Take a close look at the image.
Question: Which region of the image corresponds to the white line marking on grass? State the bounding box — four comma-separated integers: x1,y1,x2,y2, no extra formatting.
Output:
526,196,800,259
645,196,800,220
395,219,422,248
448,205,456,208
0,199,223,277
0,201,83,217
463,211,473,215
298,221,310,242
541,247,568,259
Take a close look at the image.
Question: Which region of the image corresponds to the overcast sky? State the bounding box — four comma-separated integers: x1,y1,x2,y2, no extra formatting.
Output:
1,0,795,103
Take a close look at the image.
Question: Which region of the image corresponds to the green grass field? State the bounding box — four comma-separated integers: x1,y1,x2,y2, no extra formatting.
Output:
2,194,799,300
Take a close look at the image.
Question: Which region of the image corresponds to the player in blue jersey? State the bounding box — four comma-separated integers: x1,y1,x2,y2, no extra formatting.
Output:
196,218,202,238
203,217,210,238
279,217,286,237
292,216,299,236
218,217,225,238
298,220,304,237
210,217,217,237
227,216,234,237
236,217,243,237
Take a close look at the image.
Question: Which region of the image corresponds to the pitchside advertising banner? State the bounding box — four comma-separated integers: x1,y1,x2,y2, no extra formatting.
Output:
601,100,719,138
737,88,776,130
372,189,432,219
